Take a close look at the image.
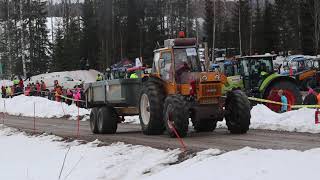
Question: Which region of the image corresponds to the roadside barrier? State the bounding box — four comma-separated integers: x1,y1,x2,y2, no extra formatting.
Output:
248,97,320,109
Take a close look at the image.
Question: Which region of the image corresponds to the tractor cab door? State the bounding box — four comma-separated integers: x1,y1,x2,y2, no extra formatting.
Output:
159,50,174,82
239,59,251,92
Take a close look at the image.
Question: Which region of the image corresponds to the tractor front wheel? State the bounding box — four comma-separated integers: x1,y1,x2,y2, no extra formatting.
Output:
225,90,251,134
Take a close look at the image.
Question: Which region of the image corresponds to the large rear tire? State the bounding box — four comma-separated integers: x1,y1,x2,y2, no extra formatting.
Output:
264,81,302,112
164,95,189,138
225,90,251,134
97,106,118,134
139,81,165,135
90,107,99,134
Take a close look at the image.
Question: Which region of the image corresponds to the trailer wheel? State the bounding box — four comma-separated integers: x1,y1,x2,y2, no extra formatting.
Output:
97,106,118,134
164,95,189,138
139,81,165,135
225,90,251,134
90,107,99,134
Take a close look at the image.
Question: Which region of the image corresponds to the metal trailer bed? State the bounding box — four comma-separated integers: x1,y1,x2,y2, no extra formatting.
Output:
85,79,142,116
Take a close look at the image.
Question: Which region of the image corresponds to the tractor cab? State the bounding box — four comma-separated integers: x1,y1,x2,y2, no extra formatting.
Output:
282,55,314,75
150,35,224,104
238,55,276,96
282,55,318,90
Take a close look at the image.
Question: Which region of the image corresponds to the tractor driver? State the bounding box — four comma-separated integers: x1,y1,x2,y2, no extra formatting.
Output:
175,49,192,83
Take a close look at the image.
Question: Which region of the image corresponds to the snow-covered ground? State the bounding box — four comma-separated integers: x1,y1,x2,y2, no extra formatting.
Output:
0,95,89,120
1,125,320,180
0,126,180,180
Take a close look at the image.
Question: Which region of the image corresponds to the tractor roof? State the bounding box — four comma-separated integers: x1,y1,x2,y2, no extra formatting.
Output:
284,55,305,62
242,54,277,58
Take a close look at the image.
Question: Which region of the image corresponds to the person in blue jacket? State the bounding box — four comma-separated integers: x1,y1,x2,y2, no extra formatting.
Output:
278,89,288,113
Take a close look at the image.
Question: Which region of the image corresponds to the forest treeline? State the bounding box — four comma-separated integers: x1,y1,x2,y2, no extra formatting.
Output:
0,0,319,77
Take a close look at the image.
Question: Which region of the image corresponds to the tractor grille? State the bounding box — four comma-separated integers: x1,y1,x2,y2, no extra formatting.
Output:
200,84,220,97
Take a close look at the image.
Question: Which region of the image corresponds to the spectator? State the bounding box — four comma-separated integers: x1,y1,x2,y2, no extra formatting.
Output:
19,78,24,94
66,88,73,105
6,86,11,98
278,89,288,113
96,74,103,81
73,89,81,107
303,88,318,105
1,86,6,98
40,80,47,97
54,83,63,102
24,85,31,96
36,81,41,96
105,68,111,80
130,72,138,79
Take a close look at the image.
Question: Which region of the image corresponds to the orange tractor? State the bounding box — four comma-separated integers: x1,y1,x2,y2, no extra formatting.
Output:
85,34,251,137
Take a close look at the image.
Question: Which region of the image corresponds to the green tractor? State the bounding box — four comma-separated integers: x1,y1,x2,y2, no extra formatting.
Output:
222,55,302,112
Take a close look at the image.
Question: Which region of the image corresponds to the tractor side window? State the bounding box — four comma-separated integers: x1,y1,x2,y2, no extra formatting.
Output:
152,52,160,73
240,60,249,76
160,51,173,82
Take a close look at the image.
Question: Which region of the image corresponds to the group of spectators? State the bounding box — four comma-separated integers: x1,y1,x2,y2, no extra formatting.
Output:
1,77,84,107
52,80,85,107
1,77,26,98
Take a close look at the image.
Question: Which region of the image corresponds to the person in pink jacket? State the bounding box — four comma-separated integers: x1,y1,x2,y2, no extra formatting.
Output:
73,89,81,107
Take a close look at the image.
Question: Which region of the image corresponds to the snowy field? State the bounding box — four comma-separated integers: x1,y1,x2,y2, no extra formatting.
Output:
1,125,320,180
0,95,320,133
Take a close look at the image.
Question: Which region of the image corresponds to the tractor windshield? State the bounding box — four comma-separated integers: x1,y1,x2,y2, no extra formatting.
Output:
174,48,201,72
240,58,273,77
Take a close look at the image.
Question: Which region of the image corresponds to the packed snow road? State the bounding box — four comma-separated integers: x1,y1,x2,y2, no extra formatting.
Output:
3,115,320,152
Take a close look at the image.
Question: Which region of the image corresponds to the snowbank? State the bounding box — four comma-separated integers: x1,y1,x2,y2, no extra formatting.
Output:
0,80,13,87
217,104,320,133
0,126,180,180
145,147,320,180
249,104,320,133
0,95,89,119
30,69,100,83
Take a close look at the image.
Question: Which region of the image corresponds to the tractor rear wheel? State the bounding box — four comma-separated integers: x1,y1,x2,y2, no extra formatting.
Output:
264,81,302,112
90,107,99,134
225,90,251,134
139,81,165,135
97,106,118,134
164,95,189,138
